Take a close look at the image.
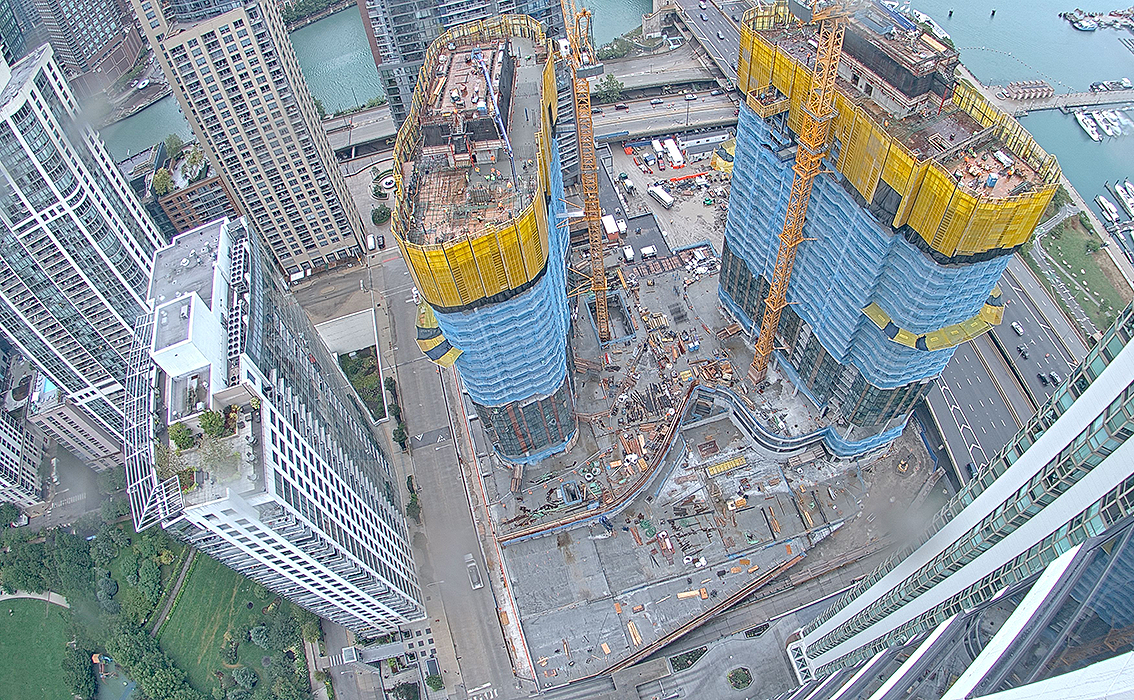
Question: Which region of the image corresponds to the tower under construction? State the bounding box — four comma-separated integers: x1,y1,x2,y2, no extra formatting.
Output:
721,1,1060,454
391,16,575,463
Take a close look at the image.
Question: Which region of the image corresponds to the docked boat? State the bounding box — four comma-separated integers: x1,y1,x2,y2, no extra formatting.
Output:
1092,111,1118,137
1076,111,1103,141
1120,181,1134,218
1102,110,1125,136
1097,195,1120,223
1074,18,1098,30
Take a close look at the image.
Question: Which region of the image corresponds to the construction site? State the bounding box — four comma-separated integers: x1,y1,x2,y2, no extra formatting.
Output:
386,0,1063,693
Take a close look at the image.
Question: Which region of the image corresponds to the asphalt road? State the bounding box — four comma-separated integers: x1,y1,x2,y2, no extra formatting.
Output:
993,257,1085,404
928,342,1021,482
378,252,519,700
675,0,743,81
592,93,738,138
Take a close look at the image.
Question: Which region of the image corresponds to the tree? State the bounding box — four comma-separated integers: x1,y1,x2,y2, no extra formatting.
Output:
391,682,420,700
62,646,98,700
165,133,185,160
152,167,173,195
249,624,271,649
594,74,624,104
313,98,326,119
186,146,204,169
138,558,162,603
371,205,391,225
0,537,48,592
101,496,130,523
97,468,126,495
405,493,420,523
227,689,251,700
199,410,227,437
392,425,407,450
233,667,258,689
52,530,93,597
0,502,18,525
425,674,444,691
169,422,194,450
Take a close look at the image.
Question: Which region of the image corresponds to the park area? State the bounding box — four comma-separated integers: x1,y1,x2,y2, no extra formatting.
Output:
157,554,316,698
1031,214,1133,331
0,598,72,700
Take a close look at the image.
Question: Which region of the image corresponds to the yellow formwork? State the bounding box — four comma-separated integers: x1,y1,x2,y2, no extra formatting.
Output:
737,4,1061,259
390,15,560,310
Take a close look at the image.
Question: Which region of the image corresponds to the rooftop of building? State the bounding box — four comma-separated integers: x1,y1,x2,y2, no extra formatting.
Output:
151,219,223,308
755,20,1045,195
401,34,546,246
0,43,48,111
845,3,958,77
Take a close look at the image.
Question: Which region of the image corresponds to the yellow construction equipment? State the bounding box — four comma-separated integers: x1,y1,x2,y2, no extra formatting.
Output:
748,2,851,384
560,0,610,341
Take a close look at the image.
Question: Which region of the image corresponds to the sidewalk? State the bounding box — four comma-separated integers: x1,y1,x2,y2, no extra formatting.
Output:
0,590,69,608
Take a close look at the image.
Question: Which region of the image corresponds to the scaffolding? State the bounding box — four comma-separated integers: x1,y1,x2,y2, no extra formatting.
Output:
749,2,849,384
736,2,1059,260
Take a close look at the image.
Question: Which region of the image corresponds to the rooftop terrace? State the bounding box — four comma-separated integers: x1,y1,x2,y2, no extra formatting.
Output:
401,35,545,246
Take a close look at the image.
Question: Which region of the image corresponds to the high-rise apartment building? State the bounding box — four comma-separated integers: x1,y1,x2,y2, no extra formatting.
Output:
117,139,241,241
390,16,575,463
358,0,560,126
0,350,44,508
125,216,424,634
134,0,366,274
0,44,162,461
786,300,1134,690
722,2,1058,454
0,0,26,65
33,0,144,96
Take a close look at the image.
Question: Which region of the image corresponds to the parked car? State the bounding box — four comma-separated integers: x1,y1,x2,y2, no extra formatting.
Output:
710,89,723,96
376,235,386,249
465,554,483,590
614,103,629,110
591,106,603,114
717,31,725,40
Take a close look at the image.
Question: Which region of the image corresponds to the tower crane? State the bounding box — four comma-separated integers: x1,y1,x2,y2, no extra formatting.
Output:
748,1,852,384
560,0,610,341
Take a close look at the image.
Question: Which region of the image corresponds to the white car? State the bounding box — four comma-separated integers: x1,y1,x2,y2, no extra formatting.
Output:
465,554,483,590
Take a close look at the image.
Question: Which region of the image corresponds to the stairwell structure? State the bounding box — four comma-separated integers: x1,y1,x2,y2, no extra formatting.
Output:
721,1,1060,454
390,16,576,464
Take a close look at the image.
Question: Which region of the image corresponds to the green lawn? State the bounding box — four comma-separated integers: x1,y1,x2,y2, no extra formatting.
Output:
0,598,71,700
1034,217,1132,331
157,554,270,692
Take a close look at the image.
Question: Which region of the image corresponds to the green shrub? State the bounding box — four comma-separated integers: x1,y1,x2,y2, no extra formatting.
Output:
169,422,194,450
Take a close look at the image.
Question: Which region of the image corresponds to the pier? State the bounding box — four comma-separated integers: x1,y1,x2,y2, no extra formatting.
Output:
986,87,1134,116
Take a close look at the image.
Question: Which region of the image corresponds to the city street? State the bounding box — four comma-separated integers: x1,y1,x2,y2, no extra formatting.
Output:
674,0,743,80
592,93,738,138
376,251,520,700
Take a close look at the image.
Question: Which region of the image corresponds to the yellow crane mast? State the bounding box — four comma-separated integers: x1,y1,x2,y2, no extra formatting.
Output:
560,0,610,341
748,2,850,384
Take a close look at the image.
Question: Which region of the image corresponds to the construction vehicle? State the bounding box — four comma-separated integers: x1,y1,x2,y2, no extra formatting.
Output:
560,0,610,341
748,1,854,384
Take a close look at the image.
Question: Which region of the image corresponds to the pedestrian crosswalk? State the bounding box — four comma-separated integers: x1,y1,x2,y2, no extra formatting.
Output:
468,685,499,700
